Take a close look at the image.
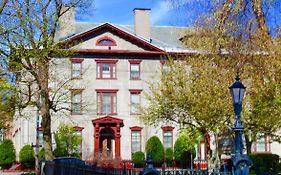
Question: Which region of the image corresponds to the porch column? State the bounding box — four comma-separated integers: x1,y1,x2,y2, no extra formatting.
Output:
115,124,121,158
94,124,100,155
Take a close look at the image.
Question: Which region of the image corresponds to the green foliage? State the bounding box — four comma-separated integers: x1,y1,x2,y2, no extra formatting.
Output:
174,134,196,161
165,148,174,161
0,139,16,169
54,123,82,158
19,145,35,168
132,151,145,168
38,148,45,160
249,154,280,174
145,136,164,162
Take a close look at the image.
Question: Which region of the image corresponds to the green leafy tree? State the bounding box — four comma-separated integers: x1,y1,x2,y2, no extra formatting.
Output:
19,145,35,168
54,123,82,158
145,136,164,162
164,148,174,167
0,0,91,161
0,139,16,169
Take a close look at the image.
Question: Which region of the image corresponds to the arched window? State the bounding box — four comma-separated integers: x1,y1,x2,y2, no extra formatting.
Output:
96,36,117,46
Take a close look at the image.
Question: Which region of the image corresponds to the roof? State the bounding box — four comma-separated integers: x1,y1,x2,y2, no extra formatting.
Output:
63,21,197,53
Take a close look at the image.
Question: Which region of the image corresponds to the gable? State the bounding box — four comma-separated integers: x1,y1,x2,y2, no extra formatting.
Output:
71,31,147,51
61,23,163,52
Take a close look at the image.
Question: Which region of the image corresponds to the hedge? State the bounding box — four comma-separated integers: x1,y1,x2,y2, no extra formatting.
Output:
132,151,145,168
250,153,280,174
145,136,164,162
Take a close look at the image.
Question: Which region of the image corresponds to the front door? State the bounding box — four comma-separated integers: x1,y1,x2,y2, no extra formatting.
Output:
99,127,115,158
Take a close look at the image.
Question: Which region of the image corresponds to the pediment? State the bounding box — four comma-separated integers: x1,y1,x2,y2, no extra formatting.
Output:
92,115,124,127
61,23,163,52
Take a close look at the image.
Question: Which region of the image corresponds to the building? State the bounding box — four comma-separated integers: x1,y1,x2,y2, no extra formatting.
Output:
11,7,281,162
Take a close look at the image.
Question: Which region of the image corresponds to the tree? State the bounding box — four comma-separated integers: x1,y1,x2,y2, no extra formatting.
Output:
53,123,82,158
170,0,281,153
0,0,90,161
141,58,234,166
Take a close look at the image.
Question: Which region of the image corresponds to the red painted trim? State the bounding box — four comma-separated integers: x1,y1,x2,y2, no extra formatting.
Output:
95,89,119,93
96,36,117,46
130,126,143,131
130,129,142,156
70,58,84,63
129,62,141,80
95,59,119,63
129,89,142,93
73,126,84,131
161,126,175,131
128,60,142,64
61,23,163,52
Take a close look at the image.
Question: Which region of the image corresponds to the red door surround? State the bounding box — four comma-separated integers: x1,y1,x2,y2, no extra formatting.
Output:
92,115,124,159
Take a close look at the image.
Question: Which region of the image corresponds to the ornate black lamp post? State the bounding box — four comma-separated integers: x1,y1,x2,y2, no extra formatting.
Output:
229,74,252,175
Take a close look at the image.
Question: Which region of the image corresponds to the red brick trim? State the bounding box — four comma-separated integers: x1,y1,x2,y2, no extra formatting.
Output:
161,126,175,131
95,59,118,63
129,89,142,93
130,126,143,131
70,58,84,63
95,89,119,93
128,60,142,64
96,36,117,46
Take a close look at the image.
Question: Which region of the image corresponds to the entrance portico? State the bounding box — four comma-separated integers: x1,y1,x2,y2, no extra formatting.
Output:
92,115,124,158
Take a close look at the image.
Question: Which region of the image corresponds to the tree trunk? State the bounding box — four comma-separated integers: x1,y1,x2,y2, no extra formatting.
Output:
38,58,54,161
251,0,270,37
245,135,252,155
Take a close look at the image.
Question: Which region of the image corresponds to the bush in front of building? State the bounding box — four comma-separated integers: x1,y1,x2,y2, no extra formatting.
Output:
0,139,16,169
38,148,45,160
250,153,280,174
19,144,35,168
174,135,196,168
145,136,164,163
165,148,174,167
132,151,145,168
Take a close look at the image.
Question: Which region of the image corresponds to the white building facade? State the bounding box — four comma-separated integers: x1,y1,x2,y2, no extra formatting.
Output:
11,7,281,162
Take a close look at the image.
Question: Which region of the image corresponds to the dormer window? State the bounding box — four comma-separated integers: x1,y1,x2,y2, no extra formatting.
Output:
96,36,117,46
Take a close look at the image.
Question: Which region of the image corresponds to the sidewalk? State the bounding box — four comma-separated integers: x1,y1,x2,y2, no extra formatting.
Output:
0,172,23,175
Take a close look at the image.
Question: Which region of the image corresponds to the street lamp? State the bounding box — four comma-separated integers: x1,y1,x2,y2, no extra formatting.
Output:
229,74,252,175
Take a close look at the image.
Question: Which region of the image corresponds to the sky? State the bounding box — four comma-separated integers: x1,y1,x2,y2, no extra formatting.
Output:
76,0,208,27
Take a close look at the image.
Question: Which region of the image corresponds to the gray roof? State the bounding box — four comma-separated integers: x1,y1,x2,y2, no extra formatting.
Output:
73,22,197,52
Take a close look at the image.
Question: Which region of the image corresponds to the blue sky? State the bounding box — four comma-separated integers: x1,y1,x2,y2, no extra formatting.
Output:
76,0,207,26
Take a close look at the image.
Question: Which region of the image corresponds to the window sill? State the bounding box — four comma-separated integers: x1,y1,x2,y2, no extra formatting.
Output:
96,78,117,80
97,113,117,115
130,78,141,80
251,151,272,154
71,77,82,80
71,112,83,115
130,113,141,116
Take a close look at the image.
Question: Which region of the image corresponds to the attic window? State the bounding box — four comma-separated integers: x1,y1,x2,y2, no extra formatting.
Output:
96,36,117,46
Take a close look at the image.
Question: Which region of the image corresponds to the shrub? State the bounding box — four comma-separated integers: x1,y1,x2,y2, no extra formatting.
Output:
250,153,280,174
0,139,16,169
174,135,196,168
132,151,145,168
53,147,67,157
19,145,35,168
165,148,174,167
38,148,45,160
145,136,164,162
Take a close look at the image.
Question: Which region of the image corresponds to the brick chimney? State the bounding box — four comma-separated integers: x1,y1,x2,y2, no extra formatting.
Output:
57,6,75,40
133,8,151,40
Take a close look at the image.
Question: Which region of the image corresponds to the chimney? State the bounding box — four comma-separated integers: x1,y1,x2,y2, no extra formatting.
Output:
133,8,151,40
57,6,75,40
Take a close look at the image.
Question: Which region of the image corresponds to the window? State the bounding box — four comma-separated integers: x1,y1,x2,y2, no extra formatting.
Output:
129,90,142,114
70,59,84,78
160,61,170,74
252,133,271,153
0,128,4,142
96,89,118,115
96,36,117,46
130,126,142,154
73,126,84,155
38,127,44,146
71,90,82,114
96,60,118,79
162,126,174,149
129,60,142,80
